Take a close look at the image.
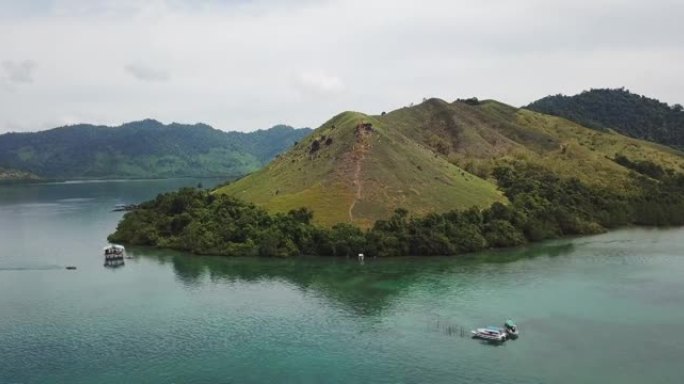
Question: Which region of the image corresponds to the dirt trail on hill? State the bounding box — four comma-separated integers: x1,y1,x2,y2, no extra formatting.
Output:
348,125,372,222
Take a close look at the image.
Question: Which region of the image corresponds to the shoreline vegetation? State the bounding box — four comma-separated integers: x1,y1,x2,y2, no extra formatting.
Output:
108,162,684,257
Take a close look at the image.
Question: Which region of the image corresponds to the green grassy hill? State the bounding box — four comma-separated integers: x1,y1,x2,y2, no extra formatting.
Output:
218,98,684,227
380,98,684,191
218,111,504,227
0,120,311,179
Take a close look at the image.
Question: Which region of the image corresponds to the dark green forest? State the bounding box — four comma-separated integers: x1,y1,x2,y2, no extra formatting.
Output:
0,120,311,179
527,88,684,149
109,159,684,257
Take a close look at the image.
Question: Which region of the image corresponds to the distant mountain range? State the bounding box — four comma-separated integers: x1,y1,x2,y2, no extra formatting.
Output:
0,120,311,179
527,88,684,149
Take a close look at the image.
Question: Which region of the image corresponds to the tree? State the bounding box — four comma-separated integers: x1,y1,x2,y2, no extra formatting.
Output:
483,220,526,248
288,207,314,224
329,223,366,257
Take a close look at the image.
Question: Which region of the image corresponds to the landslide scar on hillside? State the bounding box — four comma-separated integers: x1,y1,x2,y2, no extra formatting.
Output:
348,122,374,222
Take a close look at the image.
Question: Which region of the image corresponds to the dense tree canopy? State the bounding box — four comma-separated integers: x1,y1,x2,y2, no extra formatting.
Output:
527,88,684,149
0,120,311,179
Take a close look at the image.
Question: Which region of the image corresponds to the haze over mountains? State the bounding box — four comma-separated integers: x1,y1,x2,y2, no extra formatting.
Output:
0,120,311,179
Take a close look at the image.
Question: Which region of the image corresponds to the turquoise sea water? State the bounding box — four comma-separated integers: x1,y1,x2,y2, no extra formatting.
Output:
1,179,683,383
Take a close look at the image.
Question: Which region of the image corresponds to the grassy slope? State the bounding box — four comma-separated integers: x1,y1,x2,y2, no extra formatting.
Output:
385,99,684,192
511,108,684,191
218,111,504,227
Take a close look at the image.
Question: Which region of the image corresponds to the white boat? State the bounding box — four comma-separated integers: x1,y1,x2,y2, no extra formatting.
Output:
471,326,507,342
103,244,126,260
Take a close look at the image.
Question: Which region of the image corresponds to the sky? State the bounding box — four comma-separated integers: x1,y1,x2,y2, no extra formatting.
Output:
1,0,683,133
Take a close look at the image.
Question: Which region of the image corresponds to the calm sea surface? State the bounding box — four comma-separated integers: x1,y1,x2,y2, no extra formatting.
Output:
1,179,683,384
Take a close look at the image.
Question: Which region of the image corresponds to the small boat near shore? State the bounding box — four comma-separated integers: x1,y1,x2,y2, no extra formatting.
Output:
471,326,508,342
104,244,127,268
104,244,126,260
472,320,520,342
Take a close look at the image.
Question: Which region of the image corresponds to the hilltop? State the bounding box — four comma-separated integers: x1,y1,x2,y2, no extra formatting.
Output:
527,88,684,149
217,110,504,227
0,120,311,179
217,98,684,227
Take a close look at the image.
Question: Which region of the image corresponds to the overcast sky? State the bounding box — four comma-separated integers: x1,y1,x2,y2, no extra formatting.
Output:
1,0,682,133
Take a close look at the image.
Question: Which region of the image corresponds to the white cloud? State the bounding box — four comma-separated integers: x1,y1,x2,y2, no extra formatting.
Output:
1,60,36,84
124,63,170,82
294,71,345,96
0,0,682,132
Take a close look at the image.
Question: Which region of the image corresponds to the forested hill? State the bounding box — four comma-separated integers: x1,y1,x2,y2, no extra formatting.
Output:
111,97,684,257
527,88,684,149
0,120,311,179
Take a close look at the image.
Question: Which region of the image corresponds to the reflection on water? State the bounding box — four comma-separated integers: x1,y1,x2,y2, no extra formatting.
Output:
474,241,575,262
130,241,577,316
104,259,125,269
